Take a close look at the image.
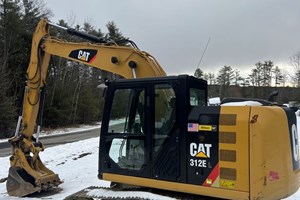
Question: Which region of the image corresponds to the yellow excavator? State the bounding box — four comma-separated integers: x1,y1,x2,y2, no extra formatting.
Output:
6,19,300,200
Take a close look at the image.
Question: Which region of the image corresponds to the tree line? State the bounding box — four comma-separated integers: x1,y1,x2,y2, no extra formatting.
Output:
194,57,300,100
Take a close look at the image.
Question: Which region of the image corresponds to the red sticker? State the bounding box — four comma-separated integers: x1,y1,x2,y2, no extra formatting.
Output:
269,171,279,181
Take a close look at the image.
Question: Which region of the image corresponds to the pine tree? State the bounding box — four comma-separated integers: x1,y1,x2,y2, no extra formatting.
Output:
22,0,52,33
217,65,234,86
0,0,23,81
217,65,234,98
0,0,23,137
194,68,204,79
106,21,127,42
261,60,273,86
0,66,15,138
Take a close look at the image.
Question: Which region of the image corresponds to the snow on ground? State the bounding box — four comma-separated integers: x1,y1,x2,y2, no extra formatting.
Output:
0,116,300,199
0,119,173,200
0,137,106,200
221,101,263,106
0,123,101,144
0,119,128,144
0,138,173,200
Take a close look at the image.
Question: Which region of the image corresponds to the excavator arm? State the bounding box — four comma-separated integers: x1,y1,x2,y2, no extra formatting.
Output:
7,19,166,197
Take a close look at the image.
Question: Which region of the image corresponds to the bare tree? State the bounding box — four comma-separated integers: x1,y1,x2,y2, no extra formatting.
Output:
203,72,216,85
248,62,263,86
290,51,300,87
233,69,243,86
281,68,288,87
272,66,284,87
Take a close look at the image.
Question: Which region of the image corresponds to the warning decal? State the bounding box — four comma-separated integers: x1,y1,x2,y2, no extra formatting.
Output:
220,179,235,189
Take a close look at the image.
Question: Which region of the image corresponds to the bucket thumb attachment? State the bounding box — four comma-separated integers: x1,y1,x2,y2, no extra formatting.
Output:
7,136,62,197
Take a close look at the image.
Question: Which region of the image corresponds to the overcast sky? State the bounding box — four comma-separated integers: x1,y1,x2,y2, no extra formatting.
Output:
45,0,300,77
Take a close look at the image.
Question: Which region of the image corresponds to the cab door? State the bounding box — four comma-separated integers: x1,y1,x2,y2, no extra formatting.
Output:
151,82,181,182
99,83,151,178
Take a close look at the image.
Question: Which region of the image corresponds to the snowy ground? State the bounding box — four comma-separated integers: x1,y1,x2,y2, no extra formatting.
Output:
0,123,100,144
0,120,173,200
0,115,300,200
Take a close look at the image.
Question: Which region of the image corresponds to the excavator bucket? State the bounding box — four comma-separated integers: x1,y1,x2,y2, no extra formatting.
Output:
6,167,40,197
7,163,61,197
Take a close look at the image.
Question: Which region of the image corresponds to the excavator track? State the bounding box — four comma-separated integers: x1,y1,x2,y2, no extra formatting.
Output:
64,185,224,200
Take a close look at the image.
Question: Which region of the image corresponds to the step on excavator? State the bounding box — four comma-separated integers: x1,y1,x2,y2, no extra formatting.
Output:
6,19,300,199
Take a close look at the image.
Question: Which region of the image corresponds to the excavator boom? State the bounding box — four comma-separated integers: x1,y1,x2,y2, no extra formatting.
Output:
7,19,165,197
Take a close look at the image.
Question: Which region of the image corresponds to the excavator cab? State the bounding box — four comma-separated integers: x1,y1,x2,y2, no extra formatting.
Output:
99,75,207,183
99,75,300,199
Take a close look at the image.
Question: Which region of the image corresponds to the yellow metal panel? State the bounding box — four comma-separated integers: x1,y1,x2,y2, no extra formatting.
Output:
219,132,236,144
219,106,250,192
249,106,300,199
103,173,249,200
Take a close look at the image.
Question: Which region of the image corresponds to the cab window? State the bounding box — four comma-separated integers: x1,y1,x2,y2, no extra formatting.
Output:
108,88,146,170
154,84,176,153
190,88,206,106
108,88,145,134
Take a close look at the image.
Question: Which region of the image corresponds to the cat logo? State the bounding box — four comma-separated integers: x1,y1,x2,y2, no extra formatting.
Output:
190,143,212,158
78,50,90,62
68,49,97,63
283,107,300,171
291,124,299,162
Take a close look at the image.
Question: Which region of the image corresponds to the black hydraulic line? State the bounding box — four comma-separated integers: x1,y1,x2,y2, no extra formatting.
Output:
48,21,106,43
37,87,46,127
48,22,139,48
116,39,139,49
66,28,106,43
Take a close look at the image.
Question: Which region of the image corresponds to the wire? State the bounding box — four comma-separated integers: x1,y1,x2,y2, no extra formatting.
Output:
196,37,211,69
